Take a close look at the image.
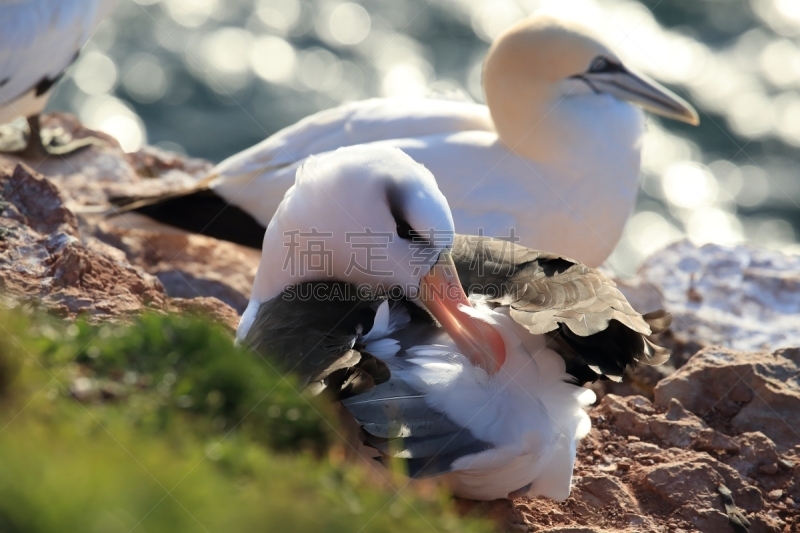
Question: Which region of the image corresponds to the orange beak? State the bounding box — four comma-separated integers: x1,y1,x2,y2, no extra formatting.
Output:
420,251,506,374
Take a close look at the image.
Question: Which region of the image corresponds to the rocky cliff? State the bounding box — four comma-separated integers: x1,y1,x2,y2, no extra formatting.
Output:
0,115,796,533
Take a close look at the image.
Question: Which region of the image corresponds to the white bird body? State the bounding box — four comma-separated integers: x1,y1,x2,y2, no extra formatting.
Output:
353,300,594,501
212,96,643,267
0,0,116,123
116,14,696,266
239,145,669,501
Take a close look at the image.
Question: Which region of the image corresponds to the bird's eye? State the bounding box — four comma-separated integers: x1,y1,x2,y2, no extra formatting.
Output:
588,56,621,73
589,57,609,72
396,219,414,240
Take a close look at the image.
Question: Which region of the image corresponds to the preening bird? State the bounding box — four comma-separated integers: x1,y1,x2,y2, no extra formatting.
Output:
0,0,117,158
238,145,671,500
113,14,698,267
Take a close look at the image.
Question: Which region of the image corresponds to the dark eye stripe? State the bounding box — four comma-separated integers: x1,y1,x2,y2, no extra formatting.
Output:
396,218,414,240
588,56,626,74
386,182,431,244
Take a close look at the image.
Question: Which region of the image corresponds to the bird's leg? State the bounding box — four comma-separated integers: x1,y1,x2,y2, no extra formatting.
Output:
18,115,49,158
0,115,106,159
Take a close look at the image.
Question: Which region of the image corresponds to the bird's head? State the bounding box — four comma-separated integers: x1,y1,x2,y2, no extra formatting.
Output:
246,145,506,373
483,15,698,160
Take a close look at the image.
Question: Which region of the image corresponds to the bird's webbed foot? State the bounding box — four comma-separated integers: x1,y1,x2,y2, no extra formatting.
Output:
0,115,105,160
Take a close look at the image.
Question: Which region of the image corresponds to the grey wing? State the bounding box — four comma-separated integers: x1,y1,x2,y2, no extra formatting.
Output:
212,98,493,182
342,357,492,478
242,283,390,399
452,235,671,380
0,0,113,113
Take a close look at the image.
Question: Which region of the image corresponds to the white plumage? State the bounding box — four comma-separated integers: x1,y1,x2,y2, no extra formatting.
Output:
0,0,117,154
237,146,661,501
376,304,595,501
212,96,643,267
204,15,698,267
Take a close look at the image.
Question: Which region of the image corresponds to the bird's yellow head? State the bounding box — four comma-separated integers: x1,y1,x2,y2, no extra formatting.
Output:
483,15,698,160
485,16,615,88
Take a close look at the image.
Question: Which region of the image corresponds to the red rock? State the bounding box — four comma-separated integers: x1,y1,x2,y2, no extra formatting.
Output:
759,463,779,476
94,222,259,313
728,432,781,478
0,161,167,320
4,117,796,533
2,164,77,236
0,156,238,329
654,346,800,450
127,145,212,178
168,297,239,332
641,450,763,531
596,395,739,453
539,526,609,533
572,475,638,513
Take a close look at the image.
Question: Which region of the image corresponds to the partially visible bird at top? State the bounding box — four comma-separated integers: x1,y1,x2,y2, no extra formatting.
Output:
0,0,118,159
110,13,699,268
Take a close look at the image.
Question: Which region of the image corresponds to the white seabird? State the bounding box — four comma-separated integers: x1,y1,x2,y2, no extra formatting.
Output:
113,13,698,267
239,145,671,500
0,0,117,158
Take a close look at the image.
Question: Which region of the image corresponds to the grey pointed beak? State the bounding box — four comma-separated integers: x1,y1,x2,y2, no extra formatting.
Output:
581,68,699,126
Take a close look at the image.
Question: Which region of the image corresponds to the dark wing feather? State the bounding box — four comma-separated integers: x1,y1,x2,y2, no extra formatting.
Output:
242,281,389,399
342,357,493,478
107,185,266,249
452,235,671,381
243,282,492,476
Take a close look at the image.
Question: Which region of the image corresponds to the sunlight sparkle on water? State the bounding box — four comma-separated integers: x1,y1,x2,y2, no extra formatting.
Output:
328,3,371,46
251,36,296,85
661,162,719,211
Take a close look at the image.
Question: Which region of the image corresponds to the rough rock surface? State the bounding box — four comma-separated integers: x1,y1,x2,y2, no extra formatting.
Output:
0,160,167,320
655,346,800,451
2,116,798,532
0,115,250,326
474,394,795,532
0,120,240,330
617,239,800,363
9,113,208,210
93,222,259,313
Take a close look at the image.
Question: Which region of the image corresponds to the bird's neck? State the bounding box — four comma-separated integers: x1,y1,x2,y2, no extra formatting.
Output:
489,90,645,174
249,228,285,306
249,221,402,308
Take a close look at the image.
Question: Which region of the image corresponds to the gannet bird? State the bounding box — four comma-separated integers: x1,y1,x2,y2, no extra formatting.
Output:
113,14,698,267
239,145,671,500
0,0,117,158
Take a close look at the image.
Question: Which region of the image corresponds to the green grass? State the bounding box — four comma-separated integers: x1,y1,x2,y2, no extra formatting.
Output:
0,310,494,533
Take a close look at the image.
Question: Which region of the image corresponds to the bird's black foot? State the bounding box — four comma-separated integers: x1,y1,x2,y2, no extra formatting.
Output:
0,115,105,160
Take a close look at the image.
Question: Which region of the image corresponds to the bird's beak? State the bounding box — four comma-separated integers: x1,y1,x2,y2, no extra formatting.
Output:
582,67,699,126
419,251,506,374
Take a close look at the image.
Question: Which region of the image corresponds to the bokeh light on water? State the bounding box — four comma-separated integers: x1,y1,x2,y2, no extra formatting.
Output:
47,0,800,275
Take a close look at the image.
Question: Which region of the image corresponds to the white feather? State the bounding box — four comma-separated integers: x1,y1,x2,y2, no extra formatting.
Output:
210,96,642,267
239,146,602,501
365,301,595,501
0,0,117,122
362,338,401,359
362,300,391,341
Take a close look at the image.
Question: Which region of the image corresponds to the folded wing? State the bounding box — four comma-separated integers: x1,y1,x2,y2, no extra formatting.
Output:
452,235,671,381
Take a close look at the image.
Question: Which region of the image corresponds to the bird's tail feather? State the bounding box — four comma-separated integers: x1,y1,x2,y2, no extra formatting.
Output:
105,182,267,248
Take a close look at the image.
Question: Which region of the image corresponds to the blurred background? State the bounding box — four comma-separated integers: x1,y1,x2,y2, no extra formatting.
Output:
47,0,800,276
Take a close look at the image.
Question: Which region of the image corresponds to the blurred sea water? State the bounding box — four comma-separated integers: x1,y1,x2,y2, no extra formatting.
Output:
47,0,800,275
